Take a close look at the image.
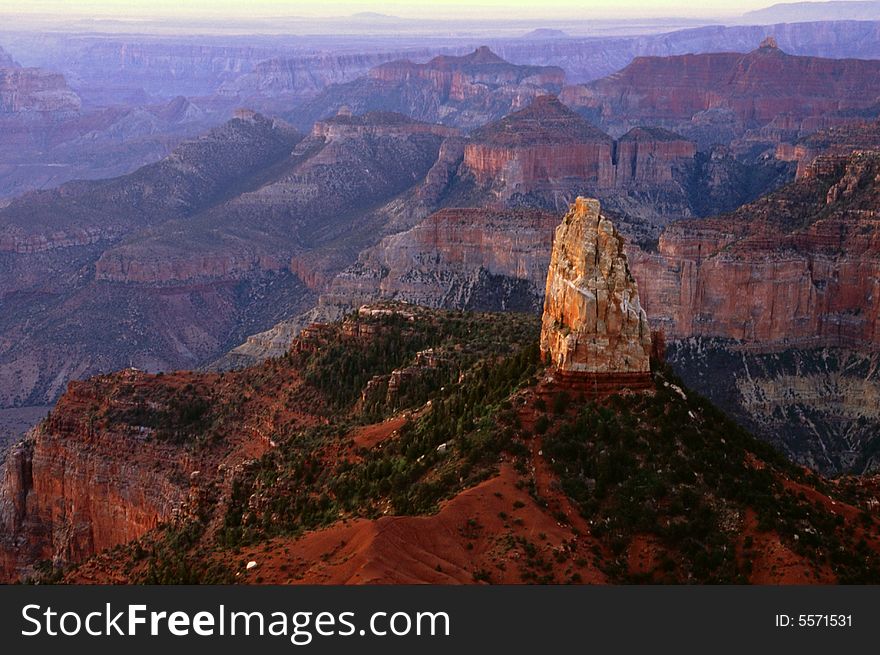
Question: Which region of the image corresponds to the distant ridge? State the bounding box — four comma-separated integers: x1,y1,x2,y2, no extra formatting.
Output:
521,28,569,39
743,1,880,23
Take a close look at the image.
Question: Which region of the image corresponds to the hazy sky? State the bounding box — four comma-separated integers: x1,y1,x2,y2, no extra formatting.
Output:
0,0,835,20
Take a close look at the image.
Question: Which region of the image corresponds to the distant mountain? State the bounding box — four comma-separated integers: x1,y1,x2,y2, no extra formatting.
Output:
521,28,569,39
349,12,400,21
562,39,880,149
288,47,565,131
743,1,880,23
0,46,17,68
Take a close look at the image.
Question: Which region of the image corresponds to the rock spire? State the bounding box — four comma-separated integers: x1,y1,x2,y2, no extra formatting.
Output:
540,197,652,375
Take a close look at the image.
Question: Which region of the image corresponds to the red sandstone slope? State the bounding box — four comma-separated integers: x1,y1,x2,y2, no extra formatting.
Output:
3,303,879,585
201,464,608,585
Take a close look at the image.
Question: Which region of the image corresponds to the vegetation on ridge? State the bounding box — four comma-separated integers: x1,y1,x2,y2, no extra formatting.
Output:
32,307,880,584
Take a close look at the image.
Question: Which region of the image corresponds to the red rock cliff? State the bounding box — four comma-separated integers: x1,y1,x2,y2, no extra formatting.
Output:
369,46,564,102
568,41,880,126
631,151,880,348
0,362,310,582
0,373,191,581
463,96,694,196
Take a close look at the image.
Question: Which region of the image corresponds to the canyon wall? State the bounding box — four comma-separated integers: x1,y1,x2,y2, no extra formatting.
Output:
0,373,192,580
777,121,880,179
633,153,880,348
464,141,615,188
0,67,81,113
560,40,880,154
615,127,697,185
289,47,565,132
367,46,564,100
219,49,451,101
461,96,696,201
574,40,880,127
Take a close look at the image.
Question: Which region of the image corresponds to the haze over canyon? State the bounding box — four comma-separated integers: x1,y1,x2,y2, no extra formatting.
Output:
2,2,880,584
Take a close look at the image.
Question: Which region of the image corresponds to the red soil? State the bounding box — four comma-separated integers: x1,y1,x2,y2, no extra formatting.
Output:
231,465,607,585
738,510,835,584
350,415,409,450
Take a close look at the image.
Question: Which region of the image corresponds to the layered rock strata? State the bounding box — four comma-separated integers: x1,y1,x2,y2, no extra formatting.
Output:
289,47,565,131
539,197,652,381
463,96,695,198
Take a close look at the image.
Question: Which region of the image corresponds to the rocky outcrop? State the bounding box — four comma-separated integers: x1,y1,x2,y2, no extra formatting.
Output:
0,373,192,580
494,20,880,85
289,47,565,132
463,97,696,196
540,197,652,376
218,49,448,102
777,120,880,179
0,67,80,113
